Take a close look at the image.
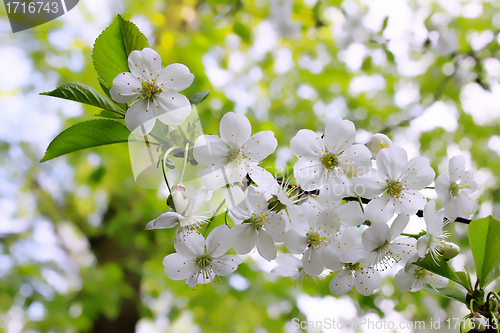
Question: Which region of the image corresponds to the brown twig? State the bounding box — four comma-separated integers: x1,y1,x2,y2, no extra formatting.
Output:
267,178,472,224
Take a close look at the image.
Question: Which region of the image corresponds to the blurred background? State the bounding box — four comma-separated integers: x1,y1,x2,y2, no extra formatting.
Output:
1,0,500,332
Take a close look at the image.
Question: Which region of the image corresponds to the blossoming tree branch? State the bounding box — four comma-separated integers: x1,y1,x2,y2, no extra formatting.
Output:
40,15,500,332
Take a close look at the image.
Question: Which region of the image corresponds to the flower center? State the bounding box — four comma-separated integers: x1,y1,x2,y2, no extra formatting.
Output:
226,147,245,165
449,182,470,197
195,254,212,269
267,195,287,212
345,263,361,270
141,81,163,102
385,179,403,198
306,231,323,248
243,214,264,230
413,266,427,279
320,152,338,170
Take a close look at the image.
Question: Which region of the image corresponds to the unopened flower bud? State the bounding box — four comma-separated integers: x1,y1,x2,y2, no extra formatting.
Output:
170,184,189,214
366,133,393,159
441,241,460,259
471,313,488,332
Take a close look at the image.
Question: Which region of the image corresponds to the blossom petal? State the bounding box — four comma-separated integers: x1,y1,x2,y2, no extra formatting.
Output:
163,253,197,280
272,254,301,276
110,72,141,103
336,202,365,227
230,224,257,255
193,135,228,166
376,146,408,180
145,211,180,230
206,225,231,257
256,230,277,261
128,48,161,81
174,231,205,258
320,248,343,271
125,99,157,135
302,247,324,276
352,169,386,198
338,145,372,172
157,63,194,91
242,131,278,162
435,174,451,199
220,112,251,147
444,194,475,219
340,247,371,264
449,155,466,183
293,158,324,191
199,161,246,190
185,189,210,217
186,268,215,287
423,200,437,229
389,214,410,241
290,129,325,159
155,91,191,126
397,190,426,216
354,268,381,296
212,254,242,276
394,267,415,292
323,117,356,154
362,221,390,251
341,227,363,249
400,156,435,190
285,229,308,254
329,269,353,296
246,163,276,190
364,196,395,223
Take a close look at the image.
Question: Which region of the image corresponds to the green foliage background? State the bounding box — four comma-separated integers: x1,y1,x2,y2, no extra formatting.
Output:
1,0,500,332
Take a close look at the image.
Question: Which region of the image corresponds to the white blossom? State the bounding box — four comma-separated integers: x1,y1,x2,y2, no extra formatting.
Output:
162,225,242,287
354,145,435,222
271,254,323,284
327,227,382,296
416,200,450,262
193,112,278,190
366,133,393,159
227,186,287,261
110,48,193,135
145,188,212,236
435,155,477,219
341,215,416,270
290,117,371,199
394,255,448,292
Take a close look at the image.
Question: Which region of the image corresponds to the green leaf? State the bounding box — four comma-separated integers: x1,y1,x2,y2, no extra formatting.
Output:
385,49,395,63
423,285,467,304
381,16,389,32
92,15,149,88
233,22,251,42
40,120,130,162
468,216,500,286
96,110,125,119
414,254,465,287
189,90,210,105
456,271,472,292
484,261,500,287
40,82,125,115
361,57,372,71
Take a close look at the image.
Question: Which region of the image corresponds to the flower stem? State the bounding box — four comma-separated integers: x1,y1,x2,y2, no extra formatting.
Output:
179,143,189,184
161,145,182,193
355,193,365,213
203,199,226,236
177,125,189,143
